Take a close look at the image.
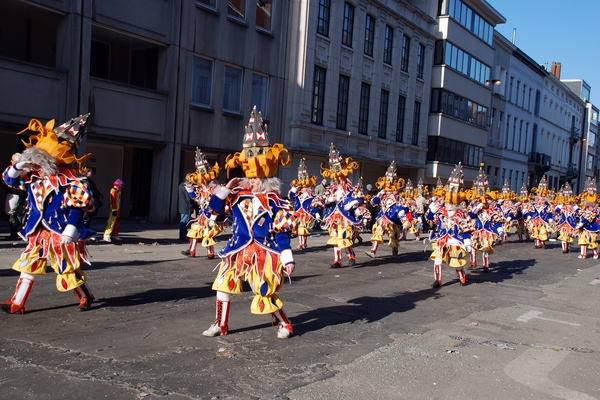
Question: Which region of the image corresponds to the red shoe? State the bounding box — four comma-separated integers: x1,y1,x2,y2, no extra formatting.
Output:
1,301,25,314
460,276,468,286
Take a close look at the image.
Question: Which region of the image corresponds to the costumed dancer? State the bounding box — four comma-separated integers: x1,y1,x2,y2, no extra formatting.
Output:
288,158,319,250
553,183,578,254
321,144,363,268
365,161,406,258
523,176,554,249
467,165,503,272
183,148,221,258
400,179,423,241
350,177,372,244
496,180,515,243
514,183,530,242
425,163,472,287
575,177,600,259
202,107,297,339
1,114,96,314
103,178,124,242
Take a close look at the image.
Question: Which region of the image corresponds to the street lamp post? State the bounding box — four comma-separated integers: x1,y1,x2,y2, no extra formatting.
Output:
578,101,589,193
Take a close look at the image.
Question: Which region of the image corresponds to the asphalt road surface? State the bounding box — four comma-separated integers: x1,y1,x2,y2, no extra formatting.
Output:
0,221,598,400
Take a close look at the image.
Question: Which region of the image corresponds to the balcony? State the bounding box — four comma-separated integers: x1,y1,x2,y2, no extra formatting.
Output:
566,163,578,181
528,152,551,182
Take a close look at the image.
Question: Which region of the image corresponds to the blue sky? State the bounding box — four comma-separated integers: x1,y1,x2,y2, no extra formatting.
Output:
493,0,599,105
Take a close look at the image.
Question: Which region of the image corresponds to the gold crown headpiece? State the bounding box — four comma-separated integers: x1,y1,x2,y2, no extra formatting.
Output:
376,160,405,191
321,143,358,181
189,147,220,185
290,158,317,188
353,176,365,197
225,106,290,178
18,115,91,172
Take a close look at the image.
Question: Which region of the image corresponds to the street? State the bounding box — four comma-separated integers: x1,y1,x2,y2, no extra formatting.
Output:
0,220,598,400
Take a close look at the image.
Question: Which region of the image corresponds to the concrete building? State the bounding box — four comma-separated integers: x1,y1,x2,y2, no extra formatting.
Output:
283,0,437,190
418,0,506,187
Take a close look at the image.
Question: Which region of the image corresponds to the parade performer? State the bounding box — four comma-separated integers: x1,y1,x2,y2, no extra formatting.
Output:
553,183,578,254
365,161,406,258
1,114,96,314
202,107,297,339
575,177,600,259
514,183,530,242
425,163,472,287
288,158,319,250
523,176,554,249
183,148,221,258
320,144,363,268
496,180,515,243
103,178,124,242
350,177,372,244
400,179,423,241
467,165,504,272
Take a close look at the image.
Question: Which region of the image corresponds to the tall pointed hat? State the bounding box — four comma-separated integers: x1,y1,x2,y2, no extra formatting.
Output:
290,158,317,188
320,143,358,181
189,147,220,185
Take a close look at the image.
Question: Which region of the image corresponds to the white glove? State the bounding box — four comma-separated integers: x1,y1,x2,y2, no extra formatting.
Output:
464,238,473,253
283,262,295,275
429,203,440,213
344,200,359,211
315,213,321,221
60,224,79,245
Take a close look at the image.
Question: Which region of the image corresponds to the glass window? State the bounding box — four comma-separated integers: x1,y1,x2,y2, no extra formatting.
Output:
317,0,330,36
228,0,246,19
342,2,354,47
256,0,272,31
364,14,375,56
378,89,389,138
191,56,213,106
223,65,242,112
383,25,393,65
251,73,269,117
412,101,421,145
312,66,326,125
396,95,406,142
336,75,350,130
401,35,410,72
359,83,370,134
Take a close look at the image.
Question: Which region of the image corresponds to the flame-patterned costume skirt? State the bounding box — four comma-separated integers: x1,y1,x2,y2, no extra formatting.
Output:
369,217,400,247
557,224,576,243
12,228,90,292
471,230,496,253
212,242,286,315
324,212,356,249
527,218,549,241
186,216,223,247
577,230,598,248
429,236,467,268
294,209,314,237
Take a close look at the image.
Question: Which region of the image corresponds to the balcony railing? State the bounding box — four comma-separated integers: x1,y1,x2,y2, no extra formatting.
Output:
528,152,551,167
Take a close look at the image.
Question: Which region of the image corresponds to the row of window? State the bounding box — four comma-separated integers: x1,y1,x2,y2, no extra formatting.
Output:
191,56,269,116
435,40,490,86
441,0,494,46
313,66,421,145
487,166,527,192
430,88,489,128
317,0,425,77
426,136,483,168
197,0,272,32
507,76,540,114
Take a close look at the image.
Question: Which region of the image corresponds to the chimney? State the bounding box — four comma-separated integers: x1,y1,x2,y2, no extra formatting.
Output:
551,62,557,76
556,62,561,79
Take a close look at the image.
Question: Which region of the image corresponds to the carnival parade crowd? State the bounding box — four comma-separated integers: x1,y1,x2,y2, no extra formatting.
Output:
3,107,600,341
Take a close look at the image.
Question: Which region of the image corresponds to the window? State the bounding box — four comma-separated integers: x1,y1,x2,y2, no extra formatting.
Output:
383,25,393,65
197,0,216,9
251,73,269,117
228,0,246,20
416,43,425,78
90,30,159,90
412,101,421,145
336,75,350,130
364,14,375,56
426,136,483,167
317,0,331,36
312,66,326,125
342,3,354,47
256,0,272,31
401,35,410,72
515,81,520,106
191,56,213,106
0,9,57,68
430,88,488,128
396,95,406,142
358,83,371,134
223,65,242,113
378,90,389,138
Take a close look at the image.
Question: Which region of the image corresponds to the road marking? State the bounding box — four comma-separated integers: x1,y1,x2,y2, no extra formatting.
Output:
589,279,600,285
505,348,596,399
516,310,581,326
